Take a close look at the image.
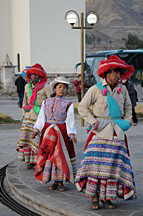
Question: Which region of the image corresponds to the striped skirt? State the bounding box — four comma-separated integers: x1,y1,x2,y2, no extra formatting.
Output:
17,120,38,165
35,123,76,184
75,136,135,201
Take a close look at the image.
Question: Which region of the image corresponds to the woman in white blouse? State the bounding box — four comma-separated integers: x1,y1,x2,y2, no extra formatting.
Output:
33,76,77,192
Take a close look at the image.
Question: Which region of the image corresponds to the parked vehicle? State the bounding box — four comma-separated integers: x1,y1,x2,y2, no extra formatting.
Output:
86,49,143,84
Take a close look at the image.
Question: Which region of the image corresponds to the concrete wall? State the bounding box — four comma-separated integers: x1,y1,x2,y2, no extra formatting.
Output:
0,0,12,64
11,0,31,70
0,0,85,73
30,0,85,73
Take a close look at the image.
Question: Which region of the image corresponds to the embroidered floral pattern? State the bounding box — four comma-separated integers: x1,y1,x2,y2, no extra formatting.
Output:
117,87,122,94
102,88,108,96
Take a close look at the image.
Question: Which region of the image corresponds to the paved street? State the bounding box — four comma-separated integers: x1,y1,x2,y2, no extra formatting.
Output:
0,203,19,216
0,98,22,120
0,98,143,216
0,98,21,216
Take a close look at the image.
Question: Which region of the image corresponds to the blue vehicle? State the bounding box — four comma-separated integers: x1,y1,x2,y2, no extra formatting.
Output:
86,49,143,84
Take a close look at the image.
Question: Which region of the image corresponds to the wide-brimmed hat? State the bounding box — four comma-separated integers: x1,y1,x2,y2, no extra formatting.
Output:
97,55,135,80
50,76,70,90
26,64,47,82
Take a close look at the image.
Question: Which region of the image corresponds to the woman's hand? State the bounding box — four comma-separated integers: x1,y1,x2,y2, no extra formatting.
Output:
92,119,111,132
69,134,77,145
32,131,38,139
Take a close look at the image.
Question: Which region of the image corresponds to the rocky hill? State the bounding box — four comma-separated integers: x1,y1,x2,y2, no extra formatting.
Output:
86,0,143,52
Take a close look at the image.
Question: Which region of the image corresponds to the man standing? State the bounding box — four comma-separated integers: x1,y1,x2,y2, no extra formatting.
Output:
72,74,81,102
15,74,27,108
124,80,138,125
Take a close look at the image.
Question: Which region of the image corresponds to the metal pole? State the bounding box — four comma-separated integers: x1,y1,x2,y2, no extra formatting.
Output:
17,53,20,72
80,12,85,126
80,12,85,98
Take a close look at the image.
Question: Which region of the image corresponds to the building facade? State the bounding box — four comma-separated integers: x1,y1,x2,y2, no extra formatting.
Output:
0,0,84,73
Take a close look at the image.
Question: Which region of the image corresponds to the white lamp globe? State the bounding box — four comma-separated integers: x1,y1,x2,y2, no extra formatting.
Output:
87,13,98,25
65,10,79,26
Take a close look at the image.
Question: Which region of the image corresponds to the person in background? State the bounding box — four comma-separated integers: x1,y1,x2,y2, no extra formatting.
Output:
16,64,51,169
123,79,138,126
15,74,27,108
75,55,136,210
72,74,81,102
32,76,77,192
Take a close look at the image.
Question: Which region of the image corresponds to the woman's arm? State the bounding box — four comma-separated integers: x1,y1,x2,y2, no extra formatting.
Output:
66,103,77,144
66,104,77,135
33,101,46,132
78,86,97,125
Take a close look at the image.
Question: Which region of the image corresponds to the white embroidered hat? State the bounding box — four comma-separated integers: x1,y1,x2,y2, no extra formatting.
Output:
50,76,70,90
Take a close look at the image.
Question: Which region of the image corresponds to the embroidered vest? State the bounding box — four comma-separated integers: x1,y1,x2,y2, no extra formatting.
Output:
45,97,71,122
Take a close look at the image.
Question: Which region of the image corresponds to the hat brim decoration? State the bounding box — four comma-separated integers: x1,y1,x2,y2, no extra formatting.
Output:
97,55,135,80
50,76,70,90
26,64,47,82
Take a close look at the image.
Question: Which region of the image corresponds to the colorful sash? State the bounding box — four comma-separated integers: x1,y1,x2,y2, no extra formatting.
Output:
96,82,131,131
23,80,46,114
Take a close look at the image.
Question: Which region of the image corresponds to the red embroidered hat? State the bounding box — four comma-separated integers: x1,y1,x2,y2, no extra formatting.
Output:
26,64,47,82
97,55,135,80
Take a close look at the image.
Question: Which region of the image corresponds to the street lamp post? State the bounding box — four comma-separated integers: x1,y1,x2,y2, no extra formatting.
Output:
65,10,98,98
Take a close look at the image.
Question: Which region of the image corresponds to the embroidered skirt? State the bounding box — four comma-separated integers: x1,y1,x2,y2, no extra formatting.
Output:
75,135,135,201
35,123,76,183
17,119,38,165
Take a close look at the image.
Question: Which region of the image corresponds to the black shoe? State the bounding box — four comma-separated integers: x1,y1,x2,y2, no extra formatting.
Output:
26,164,35,169
102,200,117,209
57,182,66,192
48,182,58,190
91,198,100,210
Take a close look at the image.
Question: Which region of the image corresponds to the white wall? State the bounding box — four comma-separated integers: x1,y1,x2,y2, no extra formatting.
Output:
30,0,85,73
0,0,85,73
11,0,31,70
0,0,12,64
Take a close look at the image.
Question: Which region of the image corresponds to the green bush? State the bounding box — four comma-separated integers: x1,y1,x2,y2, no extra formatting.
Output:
0,113,19,124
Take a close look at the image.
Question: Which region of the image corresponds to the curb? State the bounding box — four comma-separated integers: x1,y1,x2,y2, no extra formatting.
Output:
6,161,100,216
6,161,68,216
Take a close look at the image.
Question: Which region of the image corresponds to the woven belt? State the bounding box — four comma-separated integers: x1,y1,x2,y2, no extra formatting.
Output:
96,116,122,120
47,120,65,124
96,116,111,119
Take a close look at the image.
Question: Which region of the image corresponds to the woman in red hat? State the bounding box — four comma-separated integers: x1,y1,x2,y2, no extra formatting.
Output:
17,64,51,169
75,55,136,209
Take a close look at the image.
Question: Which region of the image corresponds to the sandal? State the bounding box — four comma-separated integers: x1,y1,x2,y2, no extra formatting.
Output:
102,200,117,209
57,182,65,192
48,182,58,190
91,198,100,210
26,164,35,169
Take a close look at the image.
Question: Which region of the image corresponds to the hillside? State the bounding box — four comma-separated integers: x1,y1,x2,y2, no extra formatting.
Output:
86,0,143,51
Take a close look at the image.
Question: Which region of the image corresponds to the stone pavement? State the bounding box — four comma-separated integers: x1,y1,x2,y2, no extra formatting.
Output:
1,98,143,216
6,122,143,216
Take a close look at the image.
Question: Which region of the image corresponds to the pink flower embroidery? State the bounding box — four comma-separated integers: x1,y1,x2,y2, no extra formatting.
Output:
102,88,108,96
117,87,122,94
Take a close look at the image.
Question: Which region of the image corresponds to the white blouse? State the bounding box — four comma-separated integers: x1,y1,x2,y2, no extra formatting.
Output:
33,101,77,135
